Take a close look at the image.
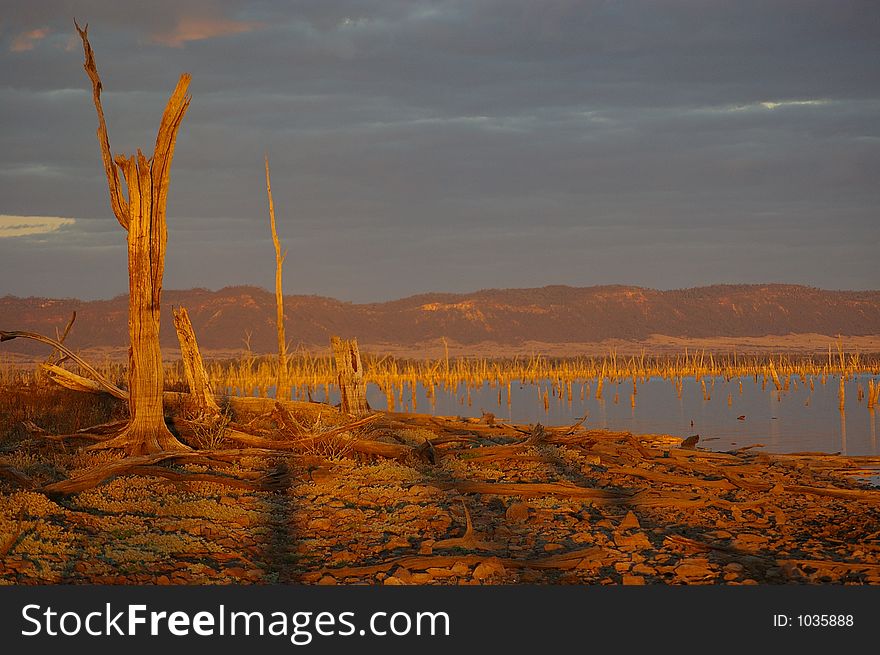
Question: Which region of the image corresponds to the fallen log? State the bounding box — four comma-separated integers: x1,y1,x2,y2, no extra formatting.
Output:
435,480,634,501
608,465,736,490
319,546,616,579
0,464,33,488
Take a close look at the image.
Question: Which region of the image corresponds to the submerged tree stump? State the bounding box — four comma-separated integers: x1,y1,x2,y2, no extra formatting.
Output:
331,336,370,416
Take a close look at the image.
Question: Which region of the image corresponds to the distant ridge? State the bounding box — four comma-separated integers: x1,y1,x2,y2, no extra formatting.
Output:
2,284,879,355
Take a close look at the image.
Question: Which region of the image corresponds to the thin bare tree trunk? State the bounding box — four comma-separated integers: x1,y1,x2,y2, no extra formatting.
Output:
75,21,191,455
265,154,290,401
331,336,370,416
172,306,221,417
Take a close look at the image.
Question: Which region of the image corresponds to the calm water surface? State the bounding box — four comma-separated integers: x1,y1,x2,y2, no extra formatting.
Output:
342,375,879,456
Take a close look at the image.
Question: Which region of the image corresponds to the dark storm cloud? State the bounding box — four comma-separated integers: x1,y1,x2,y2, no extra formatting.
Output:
1,0,878,300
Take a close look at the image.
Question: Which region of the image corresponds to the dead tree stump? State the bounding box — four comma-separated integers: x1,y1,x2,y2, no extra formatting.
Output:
331,336,370,416
172,306,221,418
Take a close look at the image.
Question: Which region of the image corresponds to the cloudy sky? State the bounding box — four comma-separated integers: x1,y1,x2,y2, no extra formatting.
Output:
1,1,878,301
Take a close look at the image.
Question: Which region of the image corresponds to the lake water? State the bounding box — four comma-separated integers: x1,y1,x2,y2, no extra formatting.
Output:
337,375,879,456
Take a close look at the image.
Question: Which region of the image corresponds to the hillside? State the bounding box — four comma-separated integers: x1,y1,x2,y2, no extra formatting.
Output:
2,284,879,357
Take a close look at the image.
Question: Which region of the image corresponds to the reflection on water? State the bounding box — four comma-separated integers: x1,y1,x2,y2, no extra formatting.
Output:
349,375,879,456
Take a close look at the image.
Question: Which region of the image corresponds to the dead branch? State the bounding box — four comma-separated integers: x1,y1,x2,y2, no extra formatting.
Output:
0,330,126,399
432,502,498,551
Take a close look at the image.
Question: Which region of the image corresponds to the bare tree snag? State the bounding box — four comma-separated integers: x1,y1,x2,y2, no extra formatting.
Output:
75,21,191,455
172,306,221,417
331,336,370,416
264,154,290,401
0,330,127,399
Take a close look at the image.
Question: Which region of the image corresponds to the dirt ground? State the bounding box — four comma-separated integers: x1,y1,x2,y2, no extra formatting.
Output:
1,391,879,585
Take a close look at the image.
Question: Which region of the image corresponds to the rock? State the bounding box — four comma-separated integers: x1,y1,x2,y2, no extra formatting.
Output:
308,518,332,531
156,575,171,585
724,562,744,572
473,558,506,581
426,567,455,579
505,502,530,522
309,468,335,484
632,563,656,575
451,561,471,577
674,558,713,581
619,511,640,530
329,550,357,565
392,567,413,583
543,543,564,552
382,536,411,551
622,575,645,585
411,572,434,584
614,532,651,550
383,576,405,585
419,540,434,555
733,533,768,550
318,575,337,585
225,567,248,579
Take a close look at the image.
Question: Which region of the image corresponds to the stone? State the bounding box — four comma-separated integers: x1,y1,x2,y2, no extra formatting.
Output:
733,533,768,550
506,502,530,522
451,561,471,576
622,575,645,585
614,532,651,550
619,511,640,530
472,558,506,581
427,568,455,579
308,518,332,531
632,563,656,575
318,575,337,585
674,558,713,581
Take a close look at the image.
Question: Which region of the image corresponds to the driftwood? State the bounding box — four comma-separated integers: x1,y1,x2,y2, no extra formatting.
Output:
320,546,615,579
608,465,736,490
436,480,633,501
0,465,33,488
0,331,126,399
41,448,298,495
432,503,498,551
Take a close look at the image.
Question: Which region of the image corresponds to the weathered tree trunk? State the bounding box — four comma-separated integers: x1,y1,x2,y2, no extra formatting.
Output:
264,155,290,401
331,336,370,416
172,306,221,417
75,22,191,455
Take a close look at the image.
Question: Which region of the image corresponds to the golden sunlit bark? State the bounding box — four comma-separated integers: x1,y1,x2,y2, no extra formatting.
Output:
265,155,290,401
172,306,221,417
75,21,191,455
331,336,370,416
